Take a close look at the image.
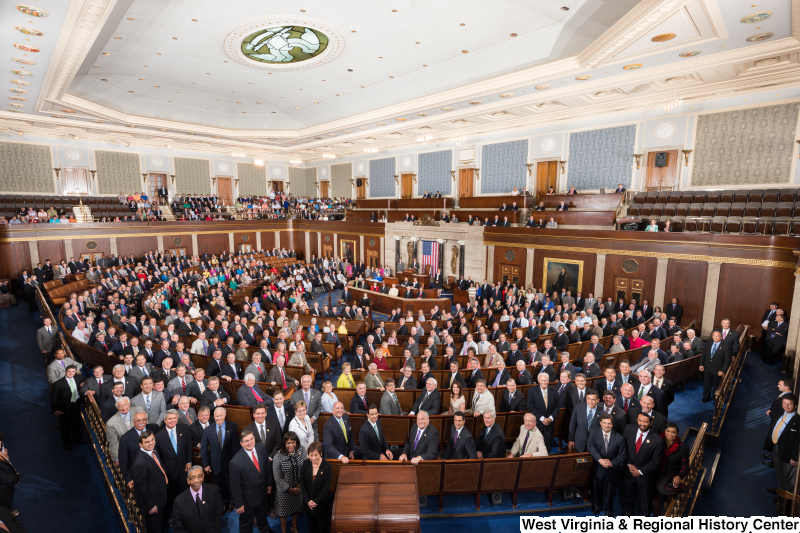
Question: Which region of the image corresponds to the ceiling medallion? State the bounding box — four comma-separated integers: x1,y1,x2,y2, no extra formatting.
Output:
61,109,76,113
469,100,481,105
9,88,27,94
741,11,772,24
651,33,676,42
376,122,386,126
9,96,25,101
623,63,642,70
223,17,345,71
13,44,39,52
746,32,775,42
755,58,780,67
8,103,24,108
441,107,454,111
12,58,36,65
395,118,406,121
16,4,48,17
14,26,43,37
11,70,33,77
679,50,701,57
8,109,22,113
417,113,428,117
575,75,592,81
499,93,514,98
535,84,550,90
10,80,30,86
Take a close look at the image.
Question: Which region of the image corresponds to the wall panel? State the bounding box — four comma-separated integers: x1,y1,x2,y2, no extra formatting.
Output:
664,259,708,332
418,150,452,196
118,236,158,258
568,125,636,190
175,157,212,194
532,250,596,296
331,163,352,199
95,150,140,194
233,232,256,252
197,234,229,255
163,234,194,257
72,238,111,261
261,231,276,251
307,231,319,259
602,255,657,306
37,240,65,265
337,233,360,263
369,157,395,198
236,162,267,196
280,230,296,252
0,142,54,193
481,140,527,194
0,242,31,281
715,264,795,334
491,245,526,287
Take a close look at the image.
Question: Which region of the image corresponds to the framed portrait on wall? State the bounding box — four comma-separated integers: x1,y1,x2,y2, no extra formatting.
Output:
542,258,583,296
340,239,356,263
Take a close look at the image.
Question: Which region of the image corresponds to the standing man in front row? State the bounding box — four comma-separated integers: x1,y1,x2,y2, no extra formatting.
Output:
765,394,800,498
587,414,627,516
398,411,440,464
51,364,86,450
229,430,274,533
699,330,731,403
171,465,224,533
527,373,558,451
200,407,240,512
131,431,168,533
622,412,663,516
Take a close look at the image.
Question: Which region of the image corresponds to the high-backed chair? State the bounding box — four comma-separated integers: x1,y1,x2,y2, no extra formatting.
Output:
776,202,795,217
779,189,797,203
760,202,778,217
732,191,749,203
729,202,746,217
710,216,726,233
773,218,791,235
725,217,743,234
651,203,666,216
663,203,678,216
633,192,647,204
701,203,717,217
670,217,685,232
714,202,731,216
719,190,734,203
688,203,704,217
763,190,780,203
676,203,690,216
705,191,721,203
744,202,762,216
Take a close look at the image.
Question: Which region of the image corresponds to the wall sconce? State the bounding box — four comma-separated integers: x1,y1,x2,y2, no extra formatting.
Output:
234,178,239,187
142,173,148,184
90,170,97,181
53,167,61,179
393,174,399,185
450,170,456,182
526,163,533,177
475,168,480,180
212,177,217,185
796,140,800,159
681,150,693,166
170,174,176,184
559,161,567,174
633,154,643,169
411,174,418,185
349,178,354,187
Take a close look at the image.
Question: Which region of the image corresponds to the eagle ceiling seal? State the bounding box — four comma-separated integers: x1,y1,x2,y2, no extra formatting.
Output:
221,16,346,71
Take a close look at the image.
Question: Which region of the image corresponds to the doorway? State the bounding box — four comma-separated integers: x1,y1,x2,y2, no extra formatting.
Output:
367,249,380,269
148,173,168,200
62,168,91,196
217,177,233,206
536,161,558,199
614,277,645,304
322,245,333,258
644,150,678,190
356,178,366,199
459,168,474,198
401,173,413,199
500,264,521,285
271,181,284,193
320,181,329,198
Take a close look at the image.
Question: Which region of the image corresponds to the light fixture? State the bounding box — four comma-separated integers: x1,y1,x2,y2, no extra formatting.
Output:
633,154,643,169
116,138,130,147
7,128,23,137
253,159,264,166
290,160,302,165
323,153,336,159
53,167,61,178
417,135,434,142
664,78,683,112
451,135,465,142
364,148,378,153
231,152,246,158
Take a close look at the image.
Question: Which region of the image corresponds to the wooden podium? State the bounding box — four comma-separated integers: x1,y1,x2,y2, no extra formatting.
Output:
331,465,420,533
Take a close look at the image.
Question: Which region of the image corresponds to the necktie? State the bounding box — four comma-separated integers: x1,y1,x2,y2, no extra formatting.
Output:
170,429,177,453
123,414,131,430
152,452,169,484
587,409,594,430
304,391,309,406
196,493,202,512
723,331,727,339
543,389,548,408
522,431,530,453
251,450,260,472
252,388,263,403
635,432,643,454
558,384,565,396
47,327,51,334
362,396,368,410
181,378,186,393
145,395,151,413
374,423,380,440
392,393,401,413
637,387,644,400
60,360,65,368
473,393,480,408
280,368,286,388
773,415,788,444
259,424,266,442
198,381,205,393
579,390,584,403
711,343,717,360
623,399,629,413
413,429,422,450
604,433,609,452
217,425,223,446
338,418,348,443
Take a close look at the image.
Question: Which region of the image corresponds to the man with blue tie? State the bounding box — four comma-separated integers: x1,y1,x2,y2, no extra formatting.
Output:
568,389,601,453
201,407,240,512
155,410,191,526
699,331,731,403
587,414,627,516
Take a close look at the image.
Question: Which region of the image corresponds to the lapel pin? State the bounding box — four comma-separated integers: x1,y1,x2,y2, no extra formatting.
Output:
646,440,650,444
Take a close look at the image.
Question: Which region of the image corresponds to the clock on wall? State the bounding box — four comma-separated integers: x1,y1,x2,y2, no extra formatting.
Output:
66,149,81,162
219,163,229,172
541,138,556,153
151,156,163,167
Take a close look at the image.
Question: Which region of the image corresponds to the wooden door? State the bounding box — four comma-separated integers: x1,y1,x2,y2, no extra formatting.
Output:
217,177,233,206
148,173,167,200
401,174,413,199
614,277,645,304
320,181,329,198
356,178,366,199
367,249,380,268
272,181,284,193
644,150,678,190
536,161,558,199
500,264,521,285
322,245,333,258
459,168,474,198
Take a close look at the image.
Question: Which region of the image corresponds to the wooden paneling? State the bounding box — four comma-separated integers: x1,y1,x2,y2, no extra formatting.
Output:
603,255,657,305
491,246,526,286
460,195,533,209
197,234,229,255
293,231,307,260
233,232,257,252
365,234,381,269
72,238,111,261
665,259,708,331
532,250,597,295
261,231,276,251
397,198,454,209
117,236,158,258
307,231,319,259
164,234,195,257
543,211,617,227
0,242,31,281
401,173,413,199
539,193,623,210
459,168,474,198
386,210,441,222
355,199,397,209
37,240,65,265
536,161,558,199
715,264,795,334
645,150,678,190
279,230,295,252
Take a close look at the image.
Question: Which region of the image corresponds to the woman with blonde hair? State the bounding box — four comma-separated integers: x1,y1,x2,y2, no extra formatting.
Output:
336,363,356,388
320,381,338,412
288,400,315,453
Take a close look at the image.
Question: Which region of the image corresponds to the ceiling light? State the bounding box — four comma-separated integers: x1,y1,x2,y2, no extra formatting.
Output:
561,6,569,10
451,136,465,142
347,69,353,72
102,52,110,55
364,148,378,153
664,78,683,112
254,159,264,166
290,160,302,165
69,134,79,140
510,33,517,37
7,128,23,137
417,135,434,142
231,153,246,157
323,153,336,159
116,139,130,147
462,50,469,53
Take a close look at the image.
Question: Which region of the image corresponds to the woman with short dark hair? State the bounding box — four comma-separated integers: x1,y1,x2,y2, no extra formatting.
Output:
301,441,332,533
273,431,306,533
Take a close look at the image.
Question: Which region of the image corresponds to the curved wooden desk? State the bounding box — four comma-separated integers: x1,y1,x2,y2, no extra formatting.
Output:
347,284,450,315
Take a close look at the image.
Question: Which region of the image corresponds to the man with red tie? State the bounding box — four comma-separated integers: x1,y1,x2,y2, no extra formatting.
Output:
237,374,273,408
349,382,370,414
229,431,273,533
131,431,169,533
622,413,664,516
268,355,299,391
615,383,640,415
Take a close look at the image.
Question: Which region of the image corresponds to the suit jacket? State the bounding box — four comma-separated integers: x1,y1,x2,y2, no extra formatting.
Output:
699,340,732,377
229,443,273,509
37,326,59,352
176,407,197,426
358,419,390,460
509,425,548,457
322,414,356,459
396,374,417,390
527,386,559,433
764,411,800,461
243,419,282,458
100,377,140,403
596,379,622,398
220,362,244,381
130,391,167,425
118,425,160,481
465,368,485,389
411,389,441,416
623,425,664,479
172,483,224,533
200,421,240,473
716,329,740,355
128,364,154,384
441,425,477,459
47,358,84,384
51,375,87,414
475,424,506,458
267,403,295,435
105,407,145,461
487,369,512,388
587,429,627,481
568,404,602,452
155,425,193,480
400,424,440,459
516,369,534,386
199,387,232,415
131,450,169,513
237,384,272,408
627,408,667,435
350,394,370,414
444,371,467,391
291,388,322,431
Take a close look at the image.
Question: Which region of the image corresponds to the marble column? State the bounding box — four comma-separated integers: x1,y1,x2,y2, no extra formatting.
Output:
64,240,74,262
332,234,337,260
594,253,606,297
156,235,165,254
304,232,310,261
653,257,670,310
191,235,198,255
275,232,281,249
785,270,800,361
256,232,262,251
359,235,365,262
317,233,322,259
701,261,722,337
437,239,445,276
228,232,235,253
486,245,495,283
28,242,39,266
380,237,385,267
525,248,534,287
394,237,401,269
458,241,466,278
109,237,118,257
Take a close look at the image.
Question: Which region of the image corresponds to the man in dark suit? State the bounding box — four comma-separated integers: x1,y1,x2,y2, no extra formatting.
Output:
171,466,224,533
765,394,800,494
200,407,240,510
243,405,282,458
155,410,193,523
598,390,627,435
764,313,790,365
527,373,558,449
119,412,160,483
464,359,485,388
51,365,86,450
409,378,441,416
398,411,440,463
228,430,274,533
396,366,417,390
441,411,477,459
623,412,664,516
699,331,731,403
665,298,683,325
595,367,622,398
615,383,640,417
190,407,212,449
716,318,740,355
266,390,295,435
322,402,360,461
587,414,627,516
651,365,675,418
100,365,140,402
500,378,527,412
358,406,393,460
568,389,601,453
475,411,506,458
131,431,169,533
627,395,666,435
199,377,232,416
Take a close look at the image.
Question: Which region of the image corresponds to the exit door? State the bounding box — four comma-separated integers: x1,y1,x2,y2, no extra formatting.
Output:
614,277,645,305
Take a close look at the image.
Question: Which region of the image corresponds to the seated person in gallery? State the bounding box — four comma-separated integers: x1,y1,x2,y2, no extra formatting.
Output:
545,218,557,229
546,186,556,195
433,191,442,198
567,186,577,195
556,201,568,211
645,219,659,232
614,183,626,193
534,202,546,211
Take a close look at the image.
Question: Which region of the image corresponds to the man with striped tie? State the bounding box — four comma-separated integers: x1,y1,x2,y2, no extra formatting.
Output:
131,431,169,533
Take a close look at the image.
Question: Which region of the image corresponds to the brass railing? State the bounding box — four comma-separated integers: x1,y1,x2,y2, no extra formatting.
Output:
711,325,750,436
665,422,708,517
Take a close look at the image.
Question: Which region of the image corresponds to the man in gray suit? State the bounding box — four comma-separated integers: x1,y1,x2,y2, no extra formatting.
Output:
130,376,166,426
128,354,154,384
166,364,195,406
568,389,602,453
78,365,110,400
47,349,83,385
37,317,59,361
291,374,322,440
396,256,405,273
175,396,197,426
379,379,405,415
106,397,145,461
631,350,661,374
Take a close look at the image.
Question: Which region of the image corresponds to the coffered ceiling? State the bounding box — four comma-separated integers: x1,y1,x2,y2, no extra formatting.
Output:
2,0,800,161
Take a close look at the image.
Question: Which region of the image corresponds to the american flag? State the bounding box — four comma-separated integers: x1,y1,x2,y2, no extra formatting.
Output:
421,240,439,274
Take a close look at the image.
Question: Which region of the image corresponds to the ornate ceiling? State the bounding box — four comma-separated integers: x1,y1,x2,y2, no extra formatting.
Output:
2,0,800,162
